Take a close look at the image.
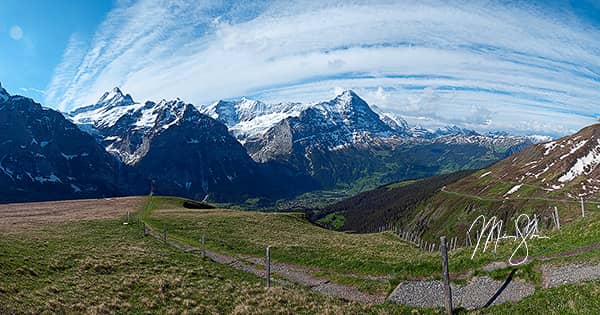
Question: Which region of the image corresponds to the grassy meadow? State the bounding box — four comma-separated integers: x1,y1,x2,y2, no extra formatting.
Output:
2,195,600,313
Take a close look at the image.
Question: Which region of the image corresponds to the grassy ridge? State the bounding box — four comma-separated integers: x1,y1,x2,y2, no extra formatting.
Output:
139,197,600,314
3,196,600,313
143,197,600,282
0,216,424,314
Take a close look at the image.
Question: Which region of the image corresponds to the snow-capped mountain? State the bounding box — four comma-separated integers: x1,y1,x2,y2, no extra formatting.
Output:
245,90,401,162
370,105,411,135
242,90,534,188
0,84,123,203
201,98,307,142
483,124,600,198
67,88,315,201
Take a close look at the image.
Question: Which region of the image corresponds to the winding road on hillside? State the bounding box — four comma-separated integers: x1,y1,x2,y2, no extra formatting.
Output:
440,185,600,205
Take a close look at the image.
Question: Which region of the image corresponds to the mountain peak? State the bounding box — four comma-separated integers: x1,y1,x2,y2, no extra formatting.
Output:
334,89,361,104
330,89,368,110
97,87,134,106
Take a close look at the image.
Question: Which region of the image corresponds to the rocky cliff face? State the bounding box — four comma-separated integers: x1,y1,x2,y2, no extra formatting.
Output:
244,90,533,188
0,84,122,203
0,82,539,204
69,88,315,202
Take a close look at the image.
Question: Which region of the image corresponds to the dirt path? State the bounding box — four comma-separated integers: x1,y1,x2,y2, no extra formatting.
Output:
142,222,386,304
389,260,600,310
440,186,600,205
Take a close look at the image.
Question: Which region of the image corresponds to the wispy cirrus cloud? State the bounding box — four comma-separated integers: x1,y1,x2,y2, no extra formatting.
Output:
45,0,600,136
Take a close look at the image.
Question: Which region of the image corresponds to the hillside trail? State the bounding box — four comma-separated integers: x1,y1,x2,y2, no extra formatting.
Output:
138,196,600,310
141,217,600,309
142,222,386,304
440,186,600,205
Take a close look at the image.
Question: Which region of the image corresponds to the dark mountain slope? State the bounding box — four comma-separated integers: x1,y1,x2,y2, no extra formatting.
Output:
382,124,600,244
313,170,475,232
0,84,123,203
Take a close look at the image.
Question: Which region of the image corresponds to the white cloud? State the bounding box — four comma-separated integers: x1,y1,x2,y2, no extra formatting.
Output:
19,87,46,95
45,0,600,136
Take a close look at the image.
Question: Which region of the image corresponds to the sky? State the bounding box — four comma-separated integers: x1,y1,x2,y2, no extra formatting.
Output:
2,0,600,137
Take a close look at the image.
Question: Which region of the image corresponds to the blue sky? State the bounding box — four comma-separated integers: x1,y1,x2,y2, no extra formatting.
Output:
0,0,113,98
2,0,600,137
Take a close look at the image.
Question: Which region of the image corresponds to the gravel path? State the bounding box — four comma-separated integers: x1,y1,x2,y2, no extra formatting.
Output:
542,262,600,288
143,223,384,303
388,275,535,310
388,261,600,310
144,221,600,309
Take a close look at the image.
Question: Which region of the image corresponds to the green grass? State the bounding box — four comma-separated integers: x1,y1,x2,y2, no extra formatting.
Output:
4,195,600,313
142,196,600,289
142,197,434,276
476,280,600,314
0,215,429,314
316,211,346,230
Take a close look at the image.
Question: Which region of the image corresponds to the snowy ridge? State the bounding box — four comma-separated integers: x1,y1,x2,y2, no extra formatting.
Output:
491,124,600,198
70,87,539,165
201,98,307,141
68,88,202,165
559,139,600,183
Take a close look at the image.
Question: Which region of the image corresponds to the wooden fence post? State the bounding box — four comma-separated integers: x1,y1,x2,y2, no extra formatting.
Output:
163,224,167,242
466,231,470,247
266,246,271,288
127,211,130,223
581,198,585,218
440,236,453,315
554,206,560,230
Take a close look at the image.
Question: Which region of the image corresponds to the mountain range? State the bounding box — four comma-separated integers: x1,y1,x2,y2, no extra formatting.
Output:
0,82,545,204
320,123,600,240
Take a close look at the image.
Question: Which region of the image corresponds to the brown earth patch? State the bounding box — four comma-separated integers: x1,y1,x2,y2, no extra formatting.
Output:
0,196,146,232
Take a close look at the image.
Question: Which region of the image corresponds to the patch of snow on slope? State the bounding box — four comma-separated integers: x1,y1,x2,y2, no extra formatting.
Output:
480,171,491,178
535,162,555,178
61,153,78,160
232,112,301,141
504,184,523,196
35,174,62,183
0,163,13,179
560,140,588,160
134,107,159,129
558,139,600,183
72,103,144,128
543,141,558,155
71,184,82,193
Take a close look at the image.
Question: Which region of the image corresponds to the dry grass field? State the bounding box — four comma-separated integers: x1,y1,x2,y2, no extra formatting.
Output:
0,196,145,232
